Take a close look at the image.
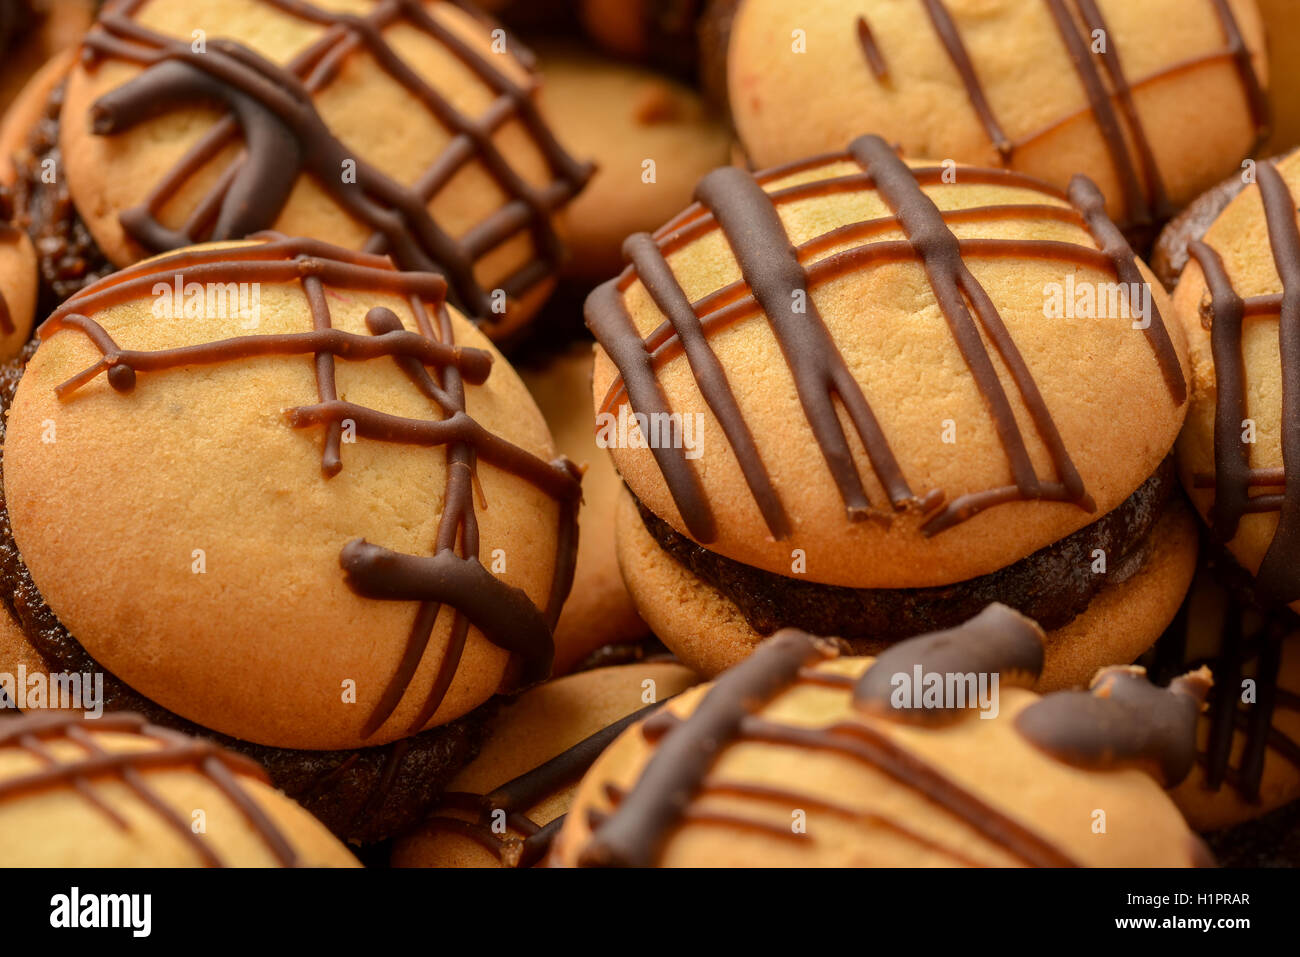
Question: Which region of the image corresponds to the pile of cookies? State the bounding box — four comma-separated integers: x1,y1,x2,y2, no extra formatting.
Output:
0,0,1296,868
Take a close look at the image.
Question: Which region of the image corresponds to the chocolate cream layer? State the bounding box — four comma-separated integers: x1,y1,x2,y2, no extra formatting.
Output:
0,345,490,845
634,456,1178,647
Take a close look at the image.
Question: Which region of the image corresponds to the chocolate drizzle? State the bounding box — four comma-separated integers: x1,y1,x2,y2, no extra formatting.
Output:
0,711,301,866
39,235,581,740
418,697,675,868
77,0,593,323
1188,160,1300,605
853,603,1044,724
577,618,1094,868
588,134,1181,545
854,14,888,82
859,0,1268,228
1015,664,1211,787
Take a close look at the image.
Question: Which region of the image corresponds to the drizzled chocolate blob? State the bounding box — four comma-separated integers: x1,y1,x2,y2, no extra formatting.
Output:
853,603,1044,724
72,0,592,323
1015,665,1211,787
0,711,302,867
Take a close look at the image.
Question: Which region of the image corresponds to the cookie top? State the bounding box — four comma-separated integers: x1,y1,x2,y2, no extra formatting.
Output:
1172,149,1300,611
3,236,581,752
391,660,698,867
723,0,1268,231
54,0,592,339
538,46,732,280
589,137,1188,587
550,604,1213,867
0,187,37,359
0,711,358,866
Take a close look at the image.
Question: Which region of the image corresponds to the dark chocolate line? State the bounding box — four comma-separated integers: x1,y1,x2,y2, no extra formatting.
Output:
921,0,1013,161
1208,0,1270,147
855,14,889,81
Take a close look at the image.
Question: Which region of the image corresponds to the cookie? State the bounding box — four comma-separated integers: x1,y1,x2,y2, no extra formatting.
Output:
1171,149,1300,615
391,660,698,867
8,0,593,341
718,0,1268,237
0,710,358,867
590,136,1196,688
0,235,582,840
520,344,649,674
0,186,37,359
549,605,1214,867
1258,0,1300,154
1146,568,1300,831
537,45,732,281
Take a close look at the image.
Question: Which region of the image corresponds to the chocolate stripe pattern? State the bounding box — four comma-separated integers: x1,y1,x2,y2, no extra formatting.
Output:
40,235,581,740
588,134,1181,544
575,611,1106,868
80,0,593,323
0,711,300,866
854,0,1268,229
1187,160,1300,605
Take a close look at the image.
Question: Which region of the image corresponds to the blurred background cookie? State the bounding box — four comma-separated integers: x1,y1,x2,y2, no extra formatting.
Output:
0,186,37,359
713,0,1268,242
5,0,593,342
1257,0,1300,155
538,44,731,281
551,605,1213,867
592,136,1195,689
391,660,697,867
520,344,649,674
1145,570,1300,832
0,711,358,867
1171,149,1300,616
0,236,581,841
0,0,93,114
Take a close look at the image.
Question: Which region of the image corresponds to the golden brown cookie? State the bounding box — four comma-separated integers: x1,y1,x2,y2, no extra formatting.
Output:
1258,0,1300,154
721,0,1268,235
0,235,581,841
520,345,649,674
0,710,358,867
9,0,592,341
550,605,1214,867
1146,572,1300,831
0,187,37,358
537,45,732,281
1172,149,1300,614
391,660,698,867
590,136,1195,686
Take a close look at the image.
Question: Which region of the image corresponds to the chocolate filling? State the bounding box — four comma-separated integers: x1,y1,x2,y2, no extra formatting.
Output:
635,456,1177,647
12,81,116,316
0,344,489,845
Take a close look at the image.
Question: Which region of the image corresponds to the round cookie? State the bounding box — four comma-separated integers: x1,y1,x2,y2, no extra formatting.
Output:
9,0,592,342
590,136,1196,686
391,660,698,867
0,235,581,841
520,344,649,674
719,0,1268,235
0,710,358,867
537,45,732,281
549,605,1214,867
1146,571,1300,831
1171,149,1300,614
0,187,37,359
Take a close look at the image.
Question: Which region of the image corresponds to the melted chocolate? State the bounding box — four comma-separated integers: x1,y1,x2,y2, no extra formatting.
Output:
0,711,301,866
577,622,1098,868
76,0,592,323
853,603,1044,724
854,14,888,82
418,695,678,868
589,134,1181,547
1015,665,1210,787
871,0,1267,229
1187,160,1300,605
40,236,581,739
